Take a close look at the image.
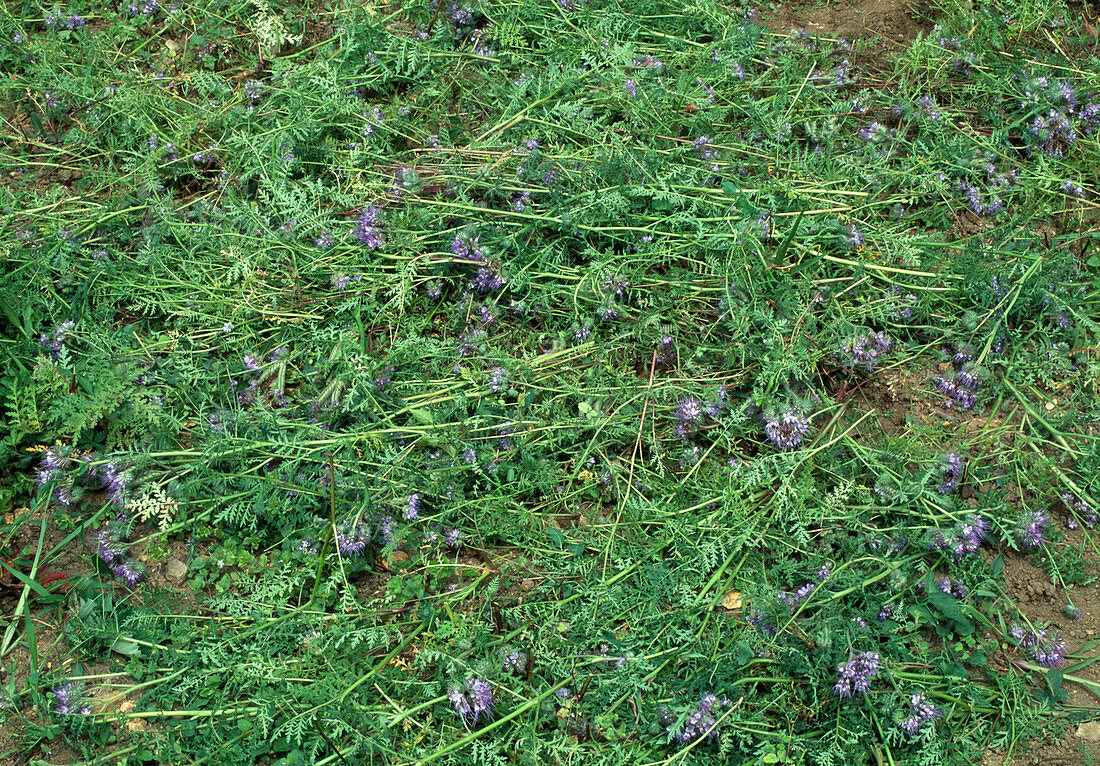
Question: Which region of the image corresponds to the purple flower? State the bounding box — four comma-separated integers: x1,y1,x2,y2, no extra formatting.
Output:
1061,492,1098,528
356,204,382,249
443,527,464,549
335,519,372,556
934,371,979,410
763,410,811,450
51,681,90,717
1013,508,1050,549
112,560,146,587
314,230,333,249
674,397,704,428
488,367,509,393
623,79,636,97
655,336,677,368
1010,624,1068,667
376,515,395,546
1062,180,1085,198
502,649,527,674
937,452,965,494
43,446,75,472
92,530,125,566
406,493,421,521
510,190,532,212
470,267,504,293
449,677,494,724
898,691,940,736
450,235,471,259
838,330,892,371
776,581,817,611
692,135,716,159
746,609,777,637
834,651,881,698
669,693,729,745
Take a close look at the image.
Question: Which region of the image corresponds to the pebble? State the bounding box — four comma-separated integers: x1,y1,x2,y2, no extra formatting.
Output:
164,557,188,583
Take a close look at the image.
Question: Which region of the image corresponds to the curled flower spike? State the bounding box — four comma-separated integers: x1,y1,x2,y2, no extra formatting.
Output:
669,693,730,745
763,410,811,450
898,691,940,736
834,651,881,699
449,677,494,724
1010,624,1068,667
51,681,91,716
1013,508,1050,550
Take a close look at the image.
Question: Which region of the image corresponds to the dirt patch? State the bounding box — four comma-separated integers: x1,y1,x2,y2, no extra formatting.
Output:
982,544,1100,765
762,0,935,42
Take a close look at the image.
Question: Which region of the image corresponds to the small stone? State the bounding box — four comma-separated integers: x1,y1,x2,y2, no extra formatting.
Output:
520,579,536,592
721,590,743,610
1078,721,1100,740
1045,402,1055,412
164,557,188,583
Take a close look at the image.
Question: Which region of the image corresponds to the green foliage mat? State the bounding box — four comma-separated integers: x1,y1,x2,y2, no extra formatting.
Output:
1,0,1100,762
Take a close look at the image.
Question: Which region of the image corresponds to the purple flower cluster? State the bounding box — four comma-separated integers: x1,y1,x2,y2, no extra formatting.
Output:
51,681,90,716
450,234,482,260
92,530,146,587
449,3,473,25
857,120,893,145
405,493,421,521
1061,491,1098,529
45,11,85,29
123,0,162,16
927,513,987,560
898,691,940,736
746,608,777,637
335,518,373,556
776,581,819,612
38,320,76,360
834,651,881,699
192,145,218,166
356,205,382,249
510,189,532,212
1013,508,1050,549
692,135,716,160
655,336,676,368
501,649,527,674
936,452,965,494
99,459,135,510
35,446,87,507
763,410,811,450
1010,624,1068,667
669,693,730,745
449,677,494,724
631,55,665,70
934,576,968,599
488,367,509,393
957,181,1003,216
470,266,505,293
837,331,892,372
934,365,982,410
1019,75,1100,157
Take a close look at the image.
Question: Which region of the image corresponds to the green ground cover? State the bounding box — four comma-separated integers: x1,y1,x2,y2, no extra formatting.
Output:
2,0,1100,762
